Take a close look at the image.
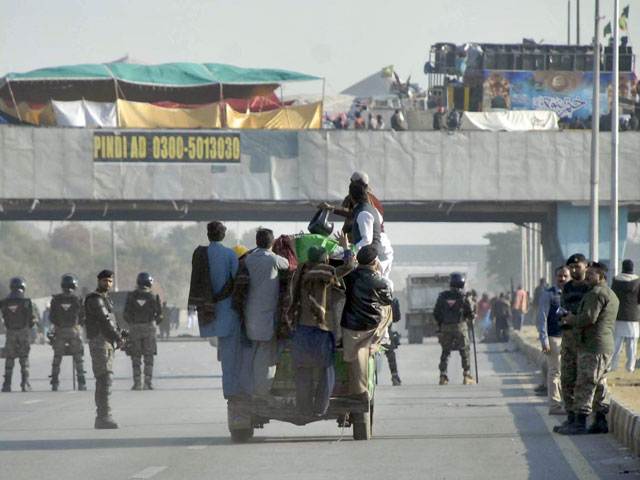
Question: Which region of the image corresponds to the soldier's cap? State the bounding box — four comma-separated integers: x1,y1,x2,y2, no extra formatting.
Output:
97,269,115,279
308,245,328,263
566,253,587,266
357,244,378,265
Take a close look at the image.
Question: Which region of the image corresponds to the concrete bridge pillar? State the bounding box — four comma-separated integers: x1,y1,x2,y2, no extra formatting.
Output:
543,203,628,271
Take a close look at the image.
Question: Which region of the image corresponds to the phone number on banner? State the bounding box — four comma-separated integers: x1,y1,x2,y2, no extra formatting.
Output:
93,132,241,163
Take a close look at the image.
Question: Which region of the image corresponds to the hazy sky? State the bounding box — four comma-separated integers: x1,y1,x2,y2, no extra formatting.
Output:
2,1,635,245
1,0,637,94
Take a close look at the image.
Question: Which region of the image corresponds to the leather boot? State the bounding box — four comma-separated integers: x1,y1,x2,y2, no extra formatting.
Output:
50,374,59,391
587,412,609,434
132,357,143,390
463,371,476,385
391,374,402,386
439,373,449,385
21,372,31,392
1,376,10,393
558,413,587,435
77,375,87,391
143,376,153,390
553,412,574,433
95,415,119,429
132,378,143,390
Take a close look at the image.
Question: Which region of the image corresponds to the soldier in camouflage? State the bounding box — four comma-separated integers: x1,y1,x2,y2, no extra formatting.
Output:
1,277,37,392
124,272,162,391
553,253,591,433
558,261,618,435
49,274,86,391
433,272,476,385
85,270,123,429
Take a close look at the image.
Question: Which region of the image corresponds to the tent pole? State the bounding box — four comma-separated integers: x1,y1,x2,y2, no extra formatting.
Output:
281,85,291,128
322,77,326,119
219,83,225,128
6,80,23,123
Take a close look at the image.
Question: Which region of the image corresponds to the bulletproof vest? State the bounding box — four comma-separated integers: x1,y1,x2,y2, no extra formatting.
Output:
127,289,158,324
84,291,116,339
1,297,32,330
50,293,81,328
351,203,381,248
561,280,591,314
438,290,465,325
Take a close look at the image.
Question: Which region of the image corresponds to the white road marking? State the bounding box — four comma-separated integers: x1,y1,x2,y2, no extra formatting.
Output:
186,445,207,450
501,352,600,480
23,400,42,405
130,466,167,479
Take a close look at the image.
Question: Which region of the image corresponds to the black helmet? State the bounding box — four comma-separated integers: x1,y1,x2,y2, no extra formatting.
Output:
9,277,26,292
136,272,153,288
61,274,78,291
449,272,465,289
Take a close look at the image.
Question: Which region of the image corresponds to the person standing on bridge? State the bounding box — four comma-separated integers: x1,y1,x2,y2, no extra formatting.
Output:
1,277,37,392
124,272,162,391
558,262,618,435
553,253,590,434
49,274,86,391
433,272,476,385
85,270,123,429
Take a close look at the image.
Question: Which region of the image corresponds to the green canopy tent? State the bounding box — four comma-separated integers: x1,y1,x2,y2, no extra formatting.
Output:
0,62,320,105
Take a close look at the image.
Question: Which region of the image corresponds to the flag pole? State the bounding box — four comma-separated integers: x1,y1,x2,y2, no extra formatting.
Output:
590,0,601,262
610,0,620,277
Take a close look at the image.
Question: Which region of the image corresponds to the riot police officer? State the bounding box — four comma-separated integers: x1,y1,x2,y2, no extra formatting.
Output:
85,270,123,429
123,272,162,390
49,274,86,391
433,272,476,385
1,277,37,392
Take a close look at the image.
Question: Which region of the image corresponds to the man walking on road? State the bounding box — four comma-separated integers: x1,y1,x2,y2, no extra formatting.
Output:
85,270,123,429
1,277,37,392
124,272,162,390
49,274,86,391
610,259,640,373
434,272,476,385
558,262,618,435
538,266,570,415
512,284,528,330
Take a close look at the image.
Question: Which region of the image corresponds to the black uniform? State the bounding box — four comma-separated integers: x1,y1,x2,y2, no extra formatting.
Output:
123,287,162,390
433,288,474,378
1,292,36,391
49,292,86,390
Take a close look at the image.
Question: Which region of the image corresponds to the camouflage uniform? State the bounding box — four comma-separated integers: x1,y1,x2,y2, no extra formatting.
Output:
433,288,475,381
123,287,162,390
566,283,618,416
85,289,121,423
49,292,86,390
1,292,36,391
560,280,590,414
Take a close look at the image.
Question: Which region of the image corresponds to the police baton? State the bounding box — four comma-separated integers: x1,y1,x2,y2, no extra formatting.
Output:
469,319,479,383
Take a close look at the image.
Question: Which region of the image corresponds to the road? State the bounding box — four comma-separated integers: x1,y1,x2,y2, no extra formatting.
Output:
0,336,638,480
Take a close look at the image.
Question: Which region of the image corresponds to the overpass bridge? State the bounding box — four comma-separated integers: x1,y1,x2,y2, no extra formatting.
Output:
0,126,638,264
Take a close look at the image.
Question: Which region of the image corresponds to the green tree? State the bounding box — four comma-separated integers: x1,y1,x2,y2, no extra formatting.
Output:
484,228,522,290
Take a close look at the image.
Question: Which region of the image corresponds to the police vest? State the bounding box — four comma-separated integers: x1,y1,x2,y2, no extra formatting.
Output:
1,297,32,330
352,203,381,249
126,290,159,324
50,293,82,328
437,290,465,325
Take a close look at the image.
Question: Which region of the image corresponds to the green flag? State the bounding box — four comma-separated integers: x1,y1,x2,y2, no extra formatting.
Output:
619,5,629,31
604,21,612,36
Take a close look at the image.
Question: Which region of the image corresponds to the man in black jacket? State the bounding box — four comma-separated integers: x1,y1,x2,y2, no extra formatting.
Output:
85,270,123,429
341,245,394,400
611,259,640,373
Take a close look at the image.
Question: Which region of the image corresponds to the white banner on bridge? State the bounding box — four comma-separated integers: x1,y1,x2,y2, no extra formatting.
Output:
460,110,559,132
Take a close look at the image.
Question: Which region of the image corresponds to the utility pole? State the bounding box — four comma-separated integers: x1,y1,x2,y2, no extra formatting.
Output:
111,221,118,291
611,0,620,277
577,0,581,44
590,0,601,261
568,1,571,45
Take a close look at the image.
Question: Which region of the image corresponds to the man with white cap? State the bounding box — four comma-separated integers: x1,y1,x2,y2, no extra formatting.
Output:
318,171,384,242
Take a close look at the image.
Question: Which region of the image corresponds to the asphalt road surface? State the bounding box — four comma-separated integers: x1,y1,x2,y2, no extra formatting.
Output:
1,336,639,480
